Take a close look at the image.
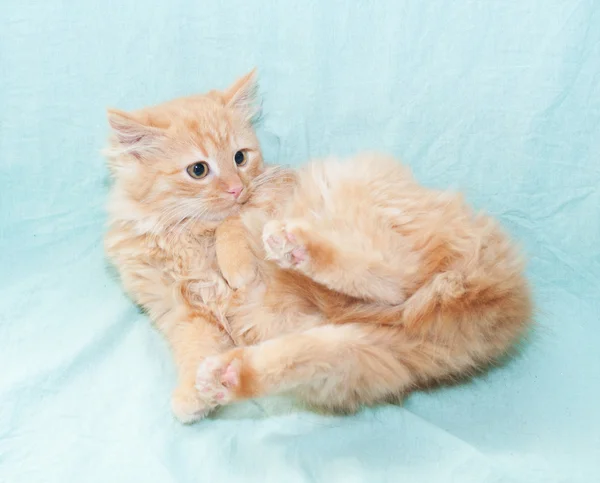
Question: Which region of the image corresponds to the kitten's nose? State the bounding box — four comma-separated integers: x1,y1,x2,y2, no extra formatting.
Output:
227,185,243,199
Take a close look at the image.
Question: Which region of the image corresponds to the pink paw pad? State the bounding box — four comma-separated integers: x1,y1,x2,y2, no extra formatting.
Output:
195,356,242,406
221,361,240,388
290,246,306,264
266,234,284,251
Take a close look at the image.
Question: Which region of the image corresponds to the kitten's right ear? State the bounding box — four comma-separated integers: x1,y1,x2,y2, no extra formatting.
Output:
106,108,165,156
221,69,260,122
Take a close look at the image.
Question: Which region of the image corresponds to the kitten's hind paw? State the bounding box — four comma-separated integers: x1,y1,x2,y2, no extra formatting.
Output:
195,354,242,406
262,220,310,269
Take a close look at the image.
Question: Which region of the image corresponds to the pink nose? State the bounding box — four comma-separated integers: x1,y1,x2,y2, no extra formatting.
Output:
228,185,243,199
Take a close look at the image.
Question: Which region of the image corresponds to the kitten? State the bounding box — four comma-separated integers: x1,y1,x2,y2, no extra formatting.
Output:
103,70,277,423
197,153,533,414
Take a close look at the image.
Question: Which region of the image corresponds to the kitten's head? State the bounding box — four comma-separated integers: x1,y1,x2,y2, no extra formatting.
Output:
105,70,264,227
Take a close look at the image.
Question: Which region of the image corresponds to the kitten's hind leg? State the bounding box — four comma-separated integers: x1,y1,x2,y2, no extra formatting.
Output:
195,323,418,412
158,308,234,423
262,219,408,305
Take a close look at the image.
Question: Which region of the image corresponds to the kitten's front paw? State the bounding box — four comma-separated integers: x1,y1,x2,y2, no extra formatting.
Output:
262,220,310,269
171,384,212,424
195,354,242,406
222,263,256,290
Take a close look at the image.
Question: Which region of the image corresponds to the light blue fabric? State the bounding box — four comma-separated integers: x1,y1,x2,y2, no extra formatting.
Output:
1,1,599,482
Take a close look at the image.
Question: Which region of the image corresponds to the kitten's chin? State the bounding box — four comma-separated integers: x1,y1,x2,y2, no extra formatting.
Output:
196,194,249,223
201,204,241,222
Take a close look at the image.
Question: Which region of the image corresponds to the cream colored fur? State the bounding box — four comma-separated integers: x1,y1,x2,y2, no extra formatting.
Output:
103,72,532,422
196,153,533,414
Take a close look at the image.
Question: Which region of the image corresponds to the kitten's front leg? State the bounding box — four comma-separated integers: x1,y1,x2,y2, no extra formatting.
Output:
216,217,257,289
262,220,406,305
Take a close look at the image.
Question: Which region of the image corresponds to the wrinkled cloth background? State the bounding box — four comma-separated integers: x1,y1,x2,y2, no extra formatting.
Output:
1,1,599,482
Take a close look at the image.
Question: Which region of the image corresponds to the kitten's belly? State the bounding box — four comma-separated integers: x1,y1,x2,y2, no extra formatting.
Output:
227,279,324,346
180,276,232,312
156,234,234,320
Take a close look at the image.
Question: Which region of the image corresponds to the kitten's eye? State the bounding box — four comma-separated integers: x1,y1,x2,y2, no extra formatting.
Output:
186,162,209,179
234,150,247,166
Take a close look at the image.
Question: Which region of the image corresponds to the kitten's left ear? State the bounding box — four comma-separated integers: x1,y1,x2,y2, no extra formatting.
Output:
106,108,166,158
221,69,260,122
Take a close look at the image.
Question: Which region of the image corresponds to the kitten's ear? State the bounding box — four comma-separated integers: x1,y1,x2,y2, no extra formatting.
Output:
106,108,165,156
221,69,260,122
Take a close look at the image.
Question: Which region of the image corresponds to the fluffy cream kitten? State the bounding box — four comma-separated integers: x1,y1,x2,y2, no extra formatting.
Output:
104,71,532,421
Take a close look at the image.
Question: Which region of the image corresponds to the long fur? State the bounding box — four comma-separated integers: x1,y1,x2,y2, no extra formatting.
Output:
104,73,532,421
199,153,533,414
